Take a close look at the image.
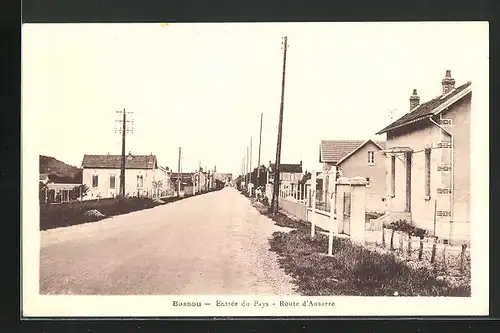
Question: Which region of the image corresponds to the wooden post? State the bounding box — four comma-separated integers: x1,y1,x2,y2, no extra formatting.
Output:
390,229,395,250
442,245,447,273
460,244,467,274
418,237,424,261
431,237,437,263
407,234,412,256
381,227,386,248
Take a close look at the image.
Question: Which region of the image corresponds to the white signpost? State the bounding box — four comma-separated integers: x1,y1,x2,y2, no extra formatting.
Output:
311,170,317,238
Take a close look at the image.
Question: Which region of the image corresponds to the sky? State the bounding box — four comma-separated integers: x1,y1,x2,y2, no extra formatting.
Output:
22,22,488,176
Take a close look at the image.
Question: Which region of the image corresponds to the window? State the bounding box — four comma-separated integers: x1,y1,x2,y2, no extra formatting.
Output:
110,175,116,189
390,155,396,197
366,177,371,186
137,175,144,188
368,151,375,165
424,148,431,198
92,175,99,188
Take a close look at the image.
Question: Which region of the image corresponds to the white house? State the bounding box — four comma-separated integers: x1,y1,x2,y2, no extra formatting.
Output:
81,152,172,199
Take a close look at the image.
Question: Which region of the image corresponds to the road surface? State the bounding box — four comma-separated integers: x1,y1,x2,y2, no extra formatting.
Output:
40,188,297,295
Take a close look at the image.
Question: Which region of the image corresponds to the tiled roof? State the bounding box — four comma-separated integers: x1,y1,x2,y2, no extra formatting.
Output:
269,163,303,173
376,81,472,134
319,140,386,164
81,154,157,169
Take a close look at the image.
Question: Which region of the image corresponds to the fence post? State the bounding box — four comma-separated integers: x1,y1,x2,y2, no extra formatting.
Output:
390,229,395,251
381,227,386,248
430,237,437,263
327,169,337,256
460,243,467,274
407,234,412,256
418,237,424,261
442,245,447,273
310,170,317,238
349,176,367,245
336,177,350,234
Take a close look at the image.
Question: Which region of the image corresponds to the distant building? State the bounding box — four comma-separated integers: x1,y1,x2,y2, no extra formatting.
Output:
267,161,303,197
375,70,471,245
319,139,386,213
39,173,82,203
81,152,172,199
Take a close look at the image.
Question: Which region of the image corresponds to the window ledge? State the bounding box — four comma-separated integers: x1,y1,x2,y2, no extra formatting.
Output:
367,163,375,166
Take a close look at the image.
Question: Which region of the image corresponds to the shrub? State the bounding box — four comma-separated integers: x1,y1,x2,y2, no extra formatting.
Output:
386,219,429,239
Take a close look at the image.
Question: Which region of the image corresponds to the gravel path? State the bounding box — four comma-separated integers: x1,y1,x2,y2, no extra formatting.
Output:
40,188,297,295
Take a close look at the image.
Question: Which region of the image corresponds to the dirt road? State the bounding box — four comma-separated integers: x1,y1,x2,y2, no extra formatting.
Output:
40,188,297,295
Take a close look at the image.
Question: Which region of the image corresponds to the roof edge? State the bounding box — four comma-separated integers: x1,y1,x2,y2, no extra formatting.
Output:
336,139,383,165
376,82,472,135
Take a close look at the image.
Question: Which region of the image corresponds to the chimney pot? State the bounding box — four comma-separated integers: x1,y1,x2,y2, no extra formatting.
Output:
409,88,420,110
442,69,456,95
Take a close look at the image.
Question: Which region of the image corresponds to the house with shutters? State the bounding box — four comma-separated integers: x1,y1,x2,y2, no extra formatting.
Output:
319,139,386,213
267,161,303,184
266,161,303,194
375,70,471,245
81,152,172,199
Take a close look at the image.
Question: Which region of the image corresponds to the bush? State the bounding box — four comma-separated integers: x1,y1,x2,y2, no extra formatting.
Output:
386,219,429,239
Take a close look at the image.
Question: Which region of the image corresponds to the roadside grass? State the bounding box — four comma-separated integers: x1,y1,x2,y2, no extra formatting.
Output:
249,199,471,297
40,188,223,230
269,228,470,296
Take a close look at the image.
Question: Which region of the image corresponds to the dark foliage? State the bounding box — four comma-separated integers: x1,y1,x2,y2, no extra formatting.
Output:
387,219,429,239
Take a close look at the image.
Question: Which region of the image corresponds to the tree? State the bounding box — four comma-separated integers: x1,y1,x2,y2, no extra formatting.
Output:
70,184,89,201
152,180,163,198
39,182,47,203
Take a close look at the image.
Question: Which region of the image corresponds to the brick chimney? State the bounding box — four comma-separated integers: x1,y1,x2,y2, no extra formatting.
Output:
409,89,420,110
442,69,456,95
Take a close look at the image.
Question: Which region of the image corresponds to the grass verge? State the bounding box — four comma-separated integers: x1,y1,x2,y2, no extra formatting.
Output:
40,188,223,230
270,228,470,296
251,201,470,297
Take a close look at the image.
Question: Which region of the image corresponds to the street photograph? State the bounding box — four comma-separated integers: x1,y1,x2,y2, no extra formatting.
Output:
22,22,489,317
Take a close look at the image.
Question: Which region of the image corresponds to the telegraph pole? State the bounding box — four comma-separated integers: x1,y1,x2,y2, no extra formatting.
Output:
257,113,263,186
246,146,249,191
115,109,134,198
177,146,181,197
271,36,289,214
250,137,253,187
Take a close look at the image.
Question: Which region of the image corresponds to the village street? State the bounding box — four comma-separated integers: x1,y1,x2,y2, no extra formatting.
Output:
40,188,297,295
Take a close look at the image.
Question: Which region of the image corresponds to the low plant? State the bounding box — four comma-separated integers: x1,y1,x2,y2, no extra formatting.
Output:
269,228,470,297
386,219,429,239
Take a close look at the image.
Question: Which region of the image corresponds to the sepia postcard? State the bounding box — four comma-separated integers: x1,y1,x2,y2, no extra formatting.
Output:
22,22,489,317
